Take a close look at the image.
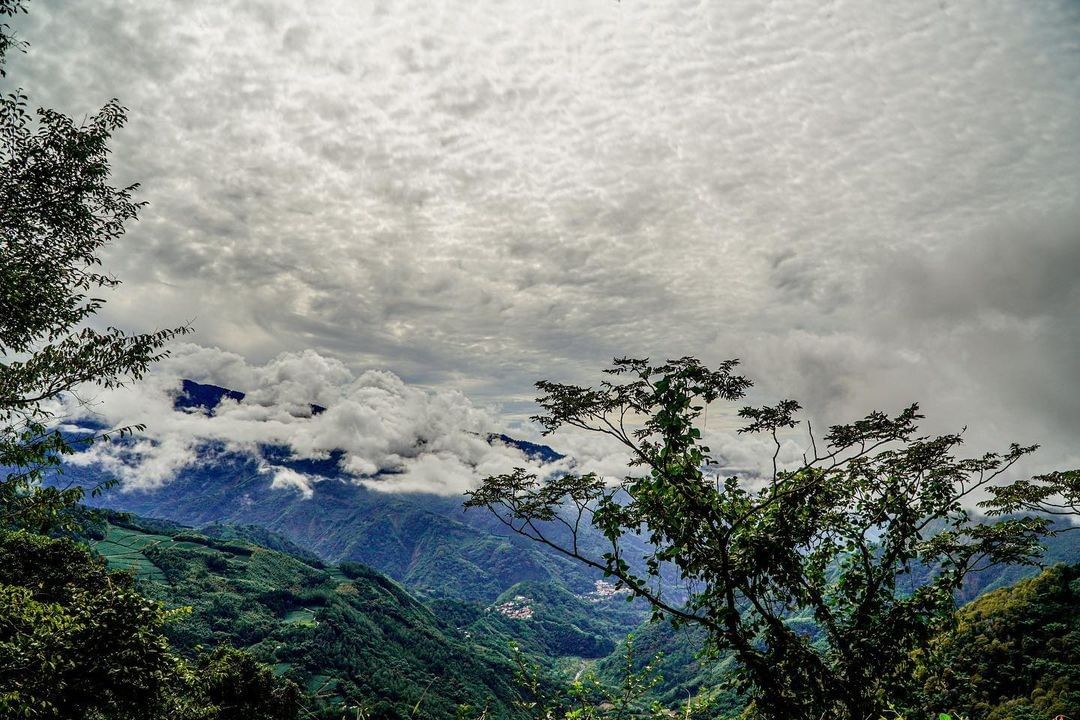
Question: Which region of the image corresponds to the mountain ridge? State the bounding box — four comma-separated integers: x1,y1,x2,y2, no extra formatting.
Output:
84,510,527,719
52,379,604,603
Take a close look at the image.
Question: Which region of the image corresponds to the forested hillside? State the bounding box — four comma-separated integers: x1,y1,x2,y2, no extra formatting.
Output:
0,525,302,718
85,512,525,719
918,563,1080,719
80,509,1080,720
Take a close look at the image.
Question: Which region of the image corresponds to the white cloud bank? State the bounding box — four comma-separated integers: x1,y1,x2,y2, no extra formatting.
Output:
64,344,817,497
65,344,558,496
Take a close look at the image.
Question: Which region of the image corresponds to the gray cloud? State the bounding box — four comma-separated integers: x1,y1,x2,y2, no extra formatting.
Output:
740,209,1080,478
5,0,1080,477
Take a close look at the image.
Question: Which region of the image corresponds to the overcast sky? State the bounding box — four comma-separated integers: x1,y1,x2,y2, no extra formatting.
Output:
7,0,1080,489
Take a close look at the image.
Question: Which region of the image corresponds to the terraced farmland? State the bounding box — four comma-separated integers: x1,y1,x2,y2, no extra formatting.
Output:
93,524,169,582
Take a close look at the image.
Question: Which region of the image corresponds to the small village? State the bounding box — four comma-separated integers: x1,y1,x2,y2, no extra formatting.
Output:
488,595,535,620
579,580,632,604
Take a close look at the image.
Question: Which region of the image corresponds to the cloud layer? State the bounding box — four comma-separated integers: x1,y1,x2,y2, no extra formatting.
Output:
7,0,1080,476
67,344,551,495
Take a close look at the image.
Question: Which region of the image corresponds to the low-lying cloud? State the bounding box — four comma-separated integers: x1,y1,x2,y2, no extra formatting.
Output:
63,344,817,497
65,344,556,495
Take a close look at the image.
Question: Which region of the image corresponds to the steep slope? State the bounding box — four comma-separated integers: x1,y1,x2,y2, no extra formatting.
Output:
595,621,744,716
90,512,524,720
918,563,1079,718
63,447,601,602
433,579,649,664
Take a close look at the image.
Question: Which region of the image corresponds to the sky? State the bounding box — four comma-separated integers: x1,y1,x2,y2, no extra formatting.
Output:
7,0,1080,493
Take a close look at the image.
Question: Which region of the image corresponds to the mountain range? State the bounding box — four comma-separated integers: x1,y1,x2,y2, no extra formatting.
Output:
57,380,608,603
46,379,1080,718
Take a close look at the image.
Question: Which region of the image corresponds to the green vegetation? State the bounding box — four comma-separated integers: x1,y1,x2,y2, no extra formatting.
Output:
432,579,647,664
0,3,293,716
468,357,1072,720
199,522,326,567
90,514,525,720
592,530,1080,719
0,0,187,535
0,528,301,719
594,621,743,716
916,564,1079,719
76,510,1080,720
498,636,715,720
94,523,171,581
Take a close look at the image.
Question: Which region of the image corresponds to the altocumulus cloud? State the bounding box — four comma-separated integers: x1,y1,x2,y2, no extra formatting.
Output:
6,1,1080,477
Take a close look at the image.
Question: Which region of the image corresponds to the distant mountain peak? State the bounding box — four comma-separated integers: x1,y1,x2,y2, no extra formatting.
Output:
173,378,327,416
173,379,246,414
487,433,565,463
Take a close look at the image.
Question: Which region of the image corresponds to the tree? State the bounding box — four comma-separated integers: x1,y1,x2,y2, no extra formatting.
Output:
189,646,302,720
466,357,1060,720
0,529,303,720
982,468,1080,526
0,529,180,718
914,563,1079,719
0,6,301,718
0,0,187,531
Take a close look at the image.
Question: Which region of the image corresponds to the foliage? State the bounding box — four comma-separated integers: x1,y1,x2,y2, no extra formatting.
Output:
914,564,1079,719
187,646,302,720
0,6,297,718
0,528,301,719
490,635,714,720
592,525,1079,718
594,619,743,716
89,514,525,720
466,357,1062,719
0,529,177,718
0,0,187,533
0,1,25,77
982,469,1080,526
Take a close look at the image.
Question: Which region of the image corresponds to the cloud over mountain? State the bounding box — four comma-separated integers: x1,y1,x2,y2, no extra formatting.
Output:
7,0,1078,477
66,344,553,495
63,344,815,497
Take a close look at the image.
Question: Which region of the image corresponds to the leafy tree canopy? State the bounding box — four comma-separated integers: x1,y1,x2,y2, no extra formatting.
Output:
0,529,302,719
467,356,1074,719
0,0,188,532
0,6,299,719
915,563,1079,719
